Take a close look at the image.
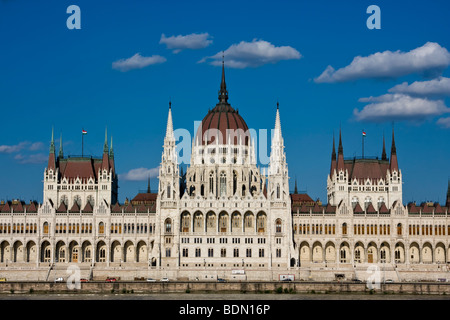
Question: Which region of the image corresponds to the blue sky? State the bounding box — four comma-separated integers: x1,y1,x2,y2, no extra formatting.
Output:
0,0,449,204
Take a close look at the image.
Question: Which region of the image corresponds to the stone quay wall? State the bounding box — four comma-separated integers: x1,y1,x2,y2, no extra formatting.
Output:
1,281,450,295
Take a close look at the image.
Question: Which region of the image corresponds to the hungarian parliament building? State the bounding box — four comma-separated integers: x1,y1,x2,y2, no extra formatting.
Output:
1,66,449,282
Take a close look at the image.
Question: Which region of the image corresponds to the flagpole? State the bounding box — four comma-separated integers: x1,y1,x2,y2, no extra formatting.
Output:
82,130,84,157
362,129,365,159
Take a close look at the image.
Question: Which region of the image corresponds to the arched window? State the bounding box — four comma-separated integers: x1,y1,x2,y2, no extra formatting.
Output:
181,212,190,233
43,222,49,235
342,223,347,235
220,172,226,197
209,172,214,194
276,184,280,199
165,218,172,233
275,218,282,233
98,222,104,234
233,171,237,195
397,223,402,235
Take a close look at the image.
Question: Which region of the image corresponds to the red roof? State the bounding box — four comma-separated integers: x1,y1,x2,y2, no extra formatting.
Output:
345,159,390,183
196,104,249,146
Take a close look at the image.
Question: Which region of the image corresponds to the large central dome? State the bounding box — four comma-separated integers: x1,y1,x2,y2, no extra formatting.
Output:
195,63,250,146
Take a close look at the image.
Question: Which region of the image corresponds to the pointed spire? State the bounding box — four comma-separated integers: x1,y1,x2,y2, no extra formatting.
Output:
49,126,55,154
337,128,345,172
294,177,298,194
390,127,399,172
218,52,228,104
165,101,174,140
103,127,109,153
274,102,282,139
58,132,64,159
47,127,56,170
391,127,397,155
381,133,387,161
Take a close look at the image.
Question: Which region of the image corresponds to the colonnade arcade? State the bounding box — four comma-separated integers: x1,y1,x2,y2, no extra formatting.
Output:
0,239,155,265
298,240,450,265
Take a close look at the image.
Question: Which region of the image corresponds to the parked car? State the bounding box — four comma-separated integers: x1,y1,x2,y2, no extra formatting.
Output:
54,277,64,283
80,278,89,283
385,279,394,283
146,278,156,282
217,278,227,282
0,278,7,282
160,277,169,282
106,277,117,282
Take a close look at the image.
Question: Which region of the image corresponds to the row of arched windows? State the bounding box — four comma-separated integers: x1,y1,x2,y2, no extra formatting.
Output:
0,223,37,234
41,222,155,235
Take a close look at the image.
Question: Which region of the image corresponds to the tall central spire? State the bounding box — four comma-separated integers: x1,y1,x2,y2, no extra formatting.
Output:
218,53,228,104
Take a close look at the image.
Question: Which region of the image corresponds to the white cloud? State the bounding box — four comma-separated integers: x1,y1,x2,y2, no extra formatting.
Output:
437,117,450,128
119,167,159,181
354,93,450,122
199,39,301,68
0,142,28,153
112,53,166,72
315,42,450,83
388,77,450,97
160,32,213,53
29,142,44,151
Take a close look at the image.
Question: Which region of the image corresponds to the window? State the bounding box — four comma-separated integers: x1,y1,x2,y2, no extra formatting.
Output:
182,248,188,257
221,248,226,257
342,223,347,235
276,248,281,258
209,172,214,194
246,248,252,258
195,248,201,257
276,184,280,199
165,219,172,233
208,248,214,257
220,172,226,196
233,248,239,257
98,222,104,234
397,223,402,235
166,248,171,257
275,219,282,233
43,222,49,235
259,248,264,258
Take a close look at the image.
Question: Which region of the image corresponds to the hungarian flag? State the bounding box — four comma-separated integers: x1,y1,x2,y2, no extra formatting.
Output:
82,129,87,135
362,130,366,137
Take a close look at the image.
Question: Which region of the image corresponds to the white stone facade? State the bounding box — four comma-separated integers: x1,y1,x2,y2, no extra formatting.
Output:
0,70,449,282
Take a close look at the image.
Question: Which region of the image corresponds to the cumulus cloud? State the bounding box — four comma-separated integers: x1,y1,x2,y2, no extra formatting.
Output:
160,32,213,53
112,53,166,72
354,93,450,122
315,42,450,83
0,142,29,153
437,117,450,128
199,39,301,68
388,77,450,97
119,167,159,181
